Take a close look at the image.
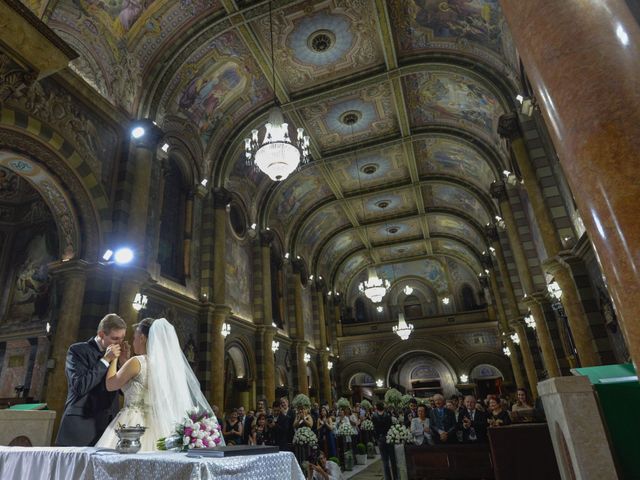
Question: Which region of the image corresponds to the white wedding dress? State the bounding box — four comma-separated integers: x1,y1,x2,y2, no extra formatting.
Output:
95,355,159,452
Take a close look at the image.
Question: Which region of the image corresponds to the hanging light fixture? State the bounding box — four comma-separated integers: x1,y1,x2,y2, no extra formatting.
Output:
547,281,563,300
510,332,520,345
359,267,390,303
271,340,280,352
403,285,413,296
524,312,536,329
392,312,414,340
502,346,511,357
221,323,231,338
244,1,309,181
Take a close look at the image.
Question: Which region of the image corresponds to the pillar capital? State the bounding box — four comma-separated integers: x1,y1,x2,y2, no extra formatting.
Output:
48,258,89,279
212,187,232,208
490,180,509,202
259,229,275,247
484,224,500,242
497,112,523,141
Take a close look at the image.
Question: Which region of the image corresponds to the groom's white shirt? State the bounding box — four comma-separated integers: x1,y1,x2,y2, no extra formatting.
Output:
94,337,110,368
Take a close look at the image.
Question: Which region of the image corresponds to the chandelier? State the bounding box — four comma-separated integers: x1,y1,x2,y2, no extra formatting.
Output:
393,313,414,341
403,285,413,296
524,312,536,329
244,1,309,182
359,267,390,303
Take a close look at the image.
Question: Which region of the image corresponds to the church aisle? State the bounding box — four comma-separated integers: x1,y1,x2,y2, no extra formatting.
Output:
345,458,383,480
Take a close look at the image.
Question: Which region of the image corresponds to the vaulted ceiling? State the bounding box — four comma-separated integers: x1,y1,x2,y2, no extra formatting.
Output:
24,0,523,301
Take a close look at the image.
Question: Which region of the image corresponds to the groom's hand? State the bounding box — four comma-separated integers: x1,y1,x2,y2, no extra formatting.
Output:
103,344,121,363
119,341,131,366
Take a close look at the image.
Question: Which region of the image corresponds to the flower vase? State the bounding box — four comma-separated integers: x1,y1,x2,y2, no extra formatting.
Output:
294,444,311,467
393,444,408,480
343,450,354,471
366,442,376,459
337,436,346,471
355,453,367,465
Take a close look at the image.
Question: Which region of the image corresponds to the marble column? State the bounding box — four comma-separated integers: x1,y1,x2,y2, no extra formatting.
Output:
333,304,342,339
316,290,331,403
210,306,230,411
487,268,526,389
292,264,308,394
259,231,276,405
45,260,88,436
490,182,561,377
544,257,600,366
295,341,309,395
513,322,538,398
499,0,640,370
117,267,151,333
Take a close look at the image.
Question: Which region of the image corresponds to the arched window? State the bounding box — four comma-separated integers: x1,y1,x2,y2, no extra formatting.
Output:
404,294,422,319
461,284,477,311
158,157,187,282
355,298,368,322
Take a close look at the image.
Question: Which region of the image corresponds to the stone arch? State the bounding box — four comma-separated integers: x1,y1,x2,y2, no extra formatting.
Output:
0,122,108,260
338,361,378,395
460,352,512,384
386,350,459,398
224,336,257,383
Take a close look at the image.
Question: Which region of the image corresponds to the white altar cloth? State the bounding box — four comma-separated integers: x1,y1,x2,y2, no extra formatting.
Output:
0,446,306,480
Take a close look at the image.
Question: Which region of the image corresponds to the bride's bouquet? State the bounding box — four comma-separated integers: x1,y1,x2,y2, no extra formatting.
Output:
156,407,223,450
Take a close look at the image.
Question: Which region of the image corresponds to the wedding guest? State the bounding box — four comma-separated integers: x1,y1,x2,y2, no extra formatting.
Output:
372,402,394,480
404,398,418,427
223,409,243,445
295,405,314,430
273,398,294,450
308,450,343,480
429,394,457,443
250,413,269,446
410,405,433,445
317,406,337,457
510,388,535,422
487,397,512,427
243,409,255,444
458,395,488,443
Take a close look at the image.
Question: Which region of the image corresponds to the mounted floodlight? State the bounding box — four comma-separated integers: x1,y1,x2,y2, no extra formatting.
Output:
442,297,450,305
200,179,208,187
102,249,113,261
460,374,469,383
161,143,170,153
376,379,384,388
131,126,145,139
114,247,134,265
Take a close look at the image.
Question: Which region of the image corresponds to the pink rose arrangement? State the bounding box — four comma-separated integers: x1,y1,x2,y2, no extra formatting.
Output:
157,408,223,450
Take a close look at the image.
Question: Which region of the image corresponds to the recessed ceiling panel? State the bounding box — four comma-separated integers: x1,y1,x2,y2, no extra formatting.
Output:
349,186,417,223
365,217,422,244
377,240,426,262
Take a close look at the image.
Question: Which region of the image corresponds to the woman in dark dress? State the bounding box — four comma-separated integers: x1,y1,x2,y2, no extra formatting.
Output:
250,413,269,445
316,406,337,457
487,398,512,427
223,409,244,445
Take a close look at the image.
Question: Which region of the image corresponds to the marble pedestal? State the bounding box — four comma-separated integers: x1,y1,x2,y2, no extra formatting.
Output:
538,377,617,479
0,410,57,446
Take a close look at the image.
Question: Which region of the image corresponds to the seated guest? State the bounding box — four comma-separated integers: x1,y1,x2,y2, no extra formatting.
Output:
308,450,343,480
458,395,488,443
410,405,433,445
223,409,244,445
429,394,457,443
511,388,535,422
487,398,512,427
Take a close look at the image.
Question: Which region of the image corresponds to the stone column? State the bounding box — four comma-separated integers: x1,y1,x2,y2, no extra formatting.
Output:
295,341,309,395
513,322,538,398
487,267,526,389
499,0,640,369
544,257,600,366
45,260,88,435
490,182,561,377
210,188,231,410
333,304,342,339
316,289,331,403
292,265,308,394
258,231,276,405
117,267,151,333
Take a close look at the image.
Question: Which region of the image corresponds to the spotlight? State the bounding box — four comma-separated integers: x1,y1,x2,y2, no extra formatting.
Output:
442,297,450,305
161,143,170,153
131,127,145,139
102,249,113,261
251,223,257,230
200,178,208,187
459,374,469,383
516,94,524,104
284,253,290,259
114,247,134,265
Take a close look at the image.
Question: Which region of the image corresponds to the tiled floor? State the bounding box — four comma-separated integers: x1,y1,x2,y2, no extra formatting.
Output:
344,457,384,479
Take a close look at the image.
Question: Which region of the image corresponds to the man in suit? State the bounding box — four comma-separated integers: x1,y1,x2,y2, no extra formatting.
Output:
457,395,488,443
429,393,457,443
372,401,394,480
55,313,128,446
272,397,294,451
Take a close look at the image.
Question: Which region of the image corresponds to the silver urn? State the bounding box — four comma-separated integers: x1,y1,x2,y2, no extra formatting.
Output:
115,424,146,454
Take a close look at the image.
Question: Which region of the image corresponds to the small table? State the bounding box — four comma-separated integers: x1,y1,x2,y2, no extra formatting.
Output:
0,446,306,480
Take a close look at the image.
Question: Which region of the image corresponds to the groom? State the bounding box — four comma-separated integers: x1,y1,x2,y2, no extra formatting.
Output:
55,313,129,446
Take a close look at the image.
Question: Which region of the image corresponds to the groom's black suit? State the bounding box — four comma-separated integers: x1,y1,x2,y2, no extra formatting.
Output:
55,338,119,446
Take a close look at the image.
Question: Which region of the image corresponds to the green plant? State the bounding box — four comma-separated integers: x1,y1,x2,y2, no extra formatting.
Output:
328,456,340,466
356,443,367,455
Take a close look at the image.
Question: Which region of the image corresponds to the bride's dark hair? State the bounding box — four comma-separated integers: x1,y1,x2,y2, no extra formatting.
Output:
133,317,154,337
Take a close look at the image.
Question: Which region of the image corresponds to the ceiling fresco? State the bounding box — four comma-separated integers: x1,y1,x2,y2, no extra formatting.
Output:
298,82,399,152
413,137,497,191
404,69,506,141
21,0,523,293
251,0,384,92
326,144,409,193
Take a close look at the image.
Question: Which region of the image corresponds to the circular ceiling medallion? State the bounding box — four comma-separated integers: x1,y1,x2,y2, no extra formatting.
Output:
307,29,335,53
376,200,390,209
387,226,399,234
361,163,378,175
339,110,362,126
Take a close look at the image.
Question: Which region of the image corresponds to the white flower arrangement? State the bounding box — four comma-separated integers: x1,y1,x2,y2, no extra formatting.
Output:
292,426,318,447
384,388,403,407
157,407,222,450
386,424,414,445
400,394,413,408
336,422,357,437
336,397,351,410
291,393,311,410
360,399,372,411
360,419,374,431
391,416,399,425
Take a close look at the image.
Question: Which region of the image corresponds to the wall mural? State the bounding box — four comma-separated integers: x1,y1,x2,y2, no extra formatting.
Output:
251,0,383,92
427,213,485,250
224,232,253,321
336,251,371,293
404,70,504,138
301,286,314,347
446,257,481,292
299,83,398,151
296,203,351,261
327,144,409,192
377,240,426,262
366,218,422,244
425,183,491,226
414,137,497,191
432,238,480,271
350,187,416,223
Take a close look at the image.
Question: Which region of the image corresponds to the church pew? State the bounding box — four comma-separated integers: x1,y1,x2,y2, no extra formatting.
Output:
404,443,494,479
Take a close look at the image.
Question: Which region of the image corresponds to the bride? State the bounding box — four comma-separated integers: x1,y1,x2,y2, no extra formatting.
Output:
95,318,224,451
